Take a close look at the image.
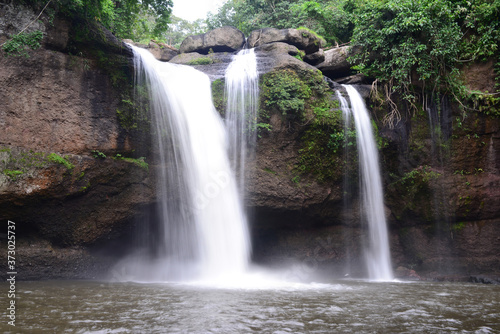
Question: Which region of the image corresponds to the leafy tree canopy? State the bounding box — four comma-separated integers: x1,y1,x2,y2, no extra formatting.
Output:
164,16,207,48
205,0,357,45
207,0,499,120
14,0,174,41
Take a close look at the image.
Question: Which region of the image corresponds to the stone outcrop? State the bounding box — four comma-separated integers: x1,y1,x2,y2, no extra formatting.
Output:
179,26,245,54
247,28,325,55
254,42,320,74
316,46,362,81
304,49,325,65
124,39,178,62
169,52,234,81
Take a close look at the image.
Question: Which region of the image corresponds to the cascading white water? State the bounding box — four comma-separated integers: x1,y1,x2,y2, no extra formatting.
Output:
338,85,393,281
224,48,259,193
126,45,251,281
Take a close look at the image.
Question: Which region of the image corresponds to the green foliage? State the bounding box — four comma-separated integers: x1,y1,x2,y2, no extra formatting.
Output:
393,165,441,191
91,150,107,159
388,165,442,220
114,154,149,171
263,167,278,175
3,170,24,180
117,85,151,131
80,180,91,192
18,0,173,42
351,0,461,107
451,221,467,232
187,57,213,65
2,30,43,57
293,54,303,61
261,70,310,118
260,69,330,120
164,15,207,48
211,79,226,116
255,123,273,132
447,68,500,117
47,153,74,170
112,0,174,40
348,0,499,122
459,0,500,63
296,124,342,182
206,0,353,46
259,68,343,182
206,0,314,35
327,128,356,153
299,0,355,45
297,26,326,46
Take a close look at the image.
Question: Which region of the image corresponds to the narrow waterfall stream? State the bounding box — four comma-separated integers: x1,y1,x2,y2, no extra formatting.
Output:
224,48,259,195
338,85,393,281
123,45,251,281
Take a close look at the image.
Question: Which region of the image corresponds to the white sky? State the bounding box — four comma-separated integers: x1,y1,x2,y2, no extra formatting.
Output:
172,0,227,21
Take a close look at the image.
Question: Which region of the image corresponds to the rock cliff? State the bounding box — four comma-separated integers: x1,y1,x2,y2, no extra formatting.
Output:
0,6,153,279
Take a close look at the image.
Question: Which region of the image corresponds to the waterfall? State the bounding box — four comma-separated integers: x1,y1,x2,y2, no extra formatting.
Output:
224,48,259,194
338,85,393,281
126,45,251,281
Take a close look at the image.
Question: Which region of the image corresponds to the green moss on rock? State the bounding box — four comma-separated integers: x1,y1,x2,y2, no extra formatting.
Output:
259,68,346,183
47,153,74,170
211,78,226,117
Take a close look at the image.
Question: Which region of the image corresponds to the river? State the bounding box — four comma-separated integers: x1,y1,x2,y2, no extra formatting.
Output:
1,278,499,333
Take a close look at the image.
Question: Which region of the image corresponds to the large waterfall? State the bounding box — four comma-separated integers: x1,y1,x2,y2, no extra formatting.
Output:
125,45,251,281
338,85,393,281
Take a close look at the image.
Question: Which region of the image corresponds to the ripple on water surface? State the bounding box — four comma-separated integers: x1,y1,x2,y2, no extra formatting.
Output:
0,279,499,333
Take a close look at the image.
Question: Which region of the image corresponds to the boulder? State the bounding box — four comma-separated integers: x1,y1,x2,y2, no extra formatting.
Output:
304,49,325,65
147,41,178,62
122,40,178,62
316,46,359,78
254,42,319,74
179,26,245,54
336,73,368,85
254,41,301,57
247,28,325,54
170,52,235,81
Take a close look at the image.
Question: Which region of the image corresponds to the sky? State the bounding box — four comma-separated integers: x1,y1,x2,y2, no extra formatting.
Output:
172,0,227,21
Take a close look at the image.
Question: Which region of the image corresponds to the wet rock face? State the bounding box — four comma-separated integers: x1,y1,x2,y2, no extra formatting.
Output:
0,51,127,154
0,7,154,279
0,153,153,246
179,26,246,54
0,4,45,36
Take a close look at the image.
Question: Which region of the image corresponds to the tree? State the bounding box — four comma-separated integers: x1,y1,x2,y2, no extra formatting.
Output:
164,16,207,48
349,0,499,123
14,0,174,41
206,0,313,35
